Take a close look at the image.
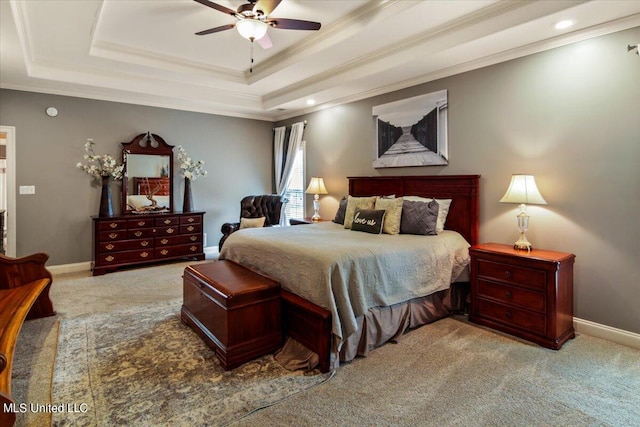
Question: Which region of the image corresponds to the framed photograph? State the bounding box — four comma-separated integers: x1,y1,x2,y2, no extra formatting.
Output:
372,90,448,168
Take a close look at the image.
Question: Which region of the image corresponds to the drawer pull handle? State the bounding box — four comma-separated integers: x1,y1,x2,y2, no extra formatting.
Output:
164,219,171,224
105,255,115,262
161,239,169,245
504,270,512,279
109,223,118,229
140,252,149,258
188,217,195,223
190,236,197,241
505,291,513,299
187,226,195,232
505,311,513,320
190,246,197,252
105,244,114,250
161,249,169,255
109,233,118,239
134,231,143,237
167,228,175,234
141,241,149,247
138,221,146,227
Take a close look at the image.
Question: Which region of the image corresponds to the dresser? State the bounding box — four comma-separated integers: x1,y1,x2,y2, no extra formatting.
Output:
469,243,575,350
92,211,205,276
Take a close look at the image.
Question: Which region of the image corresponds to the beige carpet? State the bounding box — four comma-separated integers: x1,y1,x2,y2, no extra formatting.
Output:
11,261,640,426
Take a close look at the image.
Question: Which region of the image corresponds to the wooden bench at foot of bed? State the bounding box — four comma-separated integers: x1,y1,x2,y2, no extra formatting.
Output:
0,253,56,427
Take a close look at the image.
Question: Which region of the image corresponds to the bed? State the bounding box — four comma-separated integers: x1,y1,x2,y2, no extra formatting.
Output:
219,175,479,371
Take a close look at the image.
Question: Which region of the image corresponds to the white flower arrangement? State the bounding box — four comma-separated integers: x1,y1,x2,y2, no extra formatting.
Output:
177,146,207,181
76,139,124,180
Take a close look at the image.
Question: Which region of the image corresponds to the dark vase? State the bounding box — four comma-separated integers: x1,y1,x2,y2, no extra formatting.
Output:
183,177,193,212
99,175,114,217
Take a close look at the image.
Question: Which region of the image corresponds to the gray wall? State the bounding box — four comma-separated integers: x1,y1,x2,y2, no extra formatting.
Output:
0,90,273,264
278,27,640,334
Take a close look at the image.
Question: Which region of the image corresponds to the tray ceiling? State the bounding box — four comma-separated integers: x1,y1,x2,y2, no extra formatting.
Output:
1,0,639,121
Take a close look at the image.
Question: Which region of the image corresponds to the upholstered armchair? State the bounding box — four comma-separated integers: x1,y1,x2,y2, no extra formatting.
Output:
219,194,284,250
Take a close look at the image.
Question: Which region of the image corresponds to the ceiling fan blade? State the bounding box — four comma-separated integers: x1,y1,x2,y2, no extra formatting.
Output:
195,23,235,36
193,0,236,16
266,18,321,31
257,32,273,49
253,0,282,16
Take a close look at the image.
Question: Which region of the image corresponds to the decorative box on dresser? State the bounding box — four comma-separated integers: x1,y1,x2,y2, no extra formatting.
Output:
93,211,205,276
469,243,575,350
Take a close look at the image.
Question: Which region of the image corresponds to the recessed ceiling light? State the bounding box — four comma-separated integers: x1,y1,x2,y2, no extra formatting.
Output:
306,99,316,106
554,20,575,30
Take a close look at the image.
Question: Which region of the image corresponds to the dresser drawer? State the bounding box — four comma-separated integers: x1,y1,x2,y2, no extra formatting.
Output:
98,230,128,241
180,214,201,225
180,224,202,234
477,299,546,336
98,238,153,253
155,216,180,226
477,279,545,313
95,249,154,266
476,259,546,291
156,225,179,236
156,243,202,258
128,228,156,239
97,220,127,231
128,218,154,228
156,234,202,247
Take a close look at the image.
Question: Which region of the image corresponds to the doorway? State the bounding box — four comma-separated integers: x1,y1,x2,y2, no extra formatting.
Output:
0,126,16,256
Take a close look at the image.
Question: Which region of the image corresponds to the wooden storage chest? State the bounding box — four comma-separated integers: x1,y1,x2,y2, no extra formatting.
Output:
181,260,282,370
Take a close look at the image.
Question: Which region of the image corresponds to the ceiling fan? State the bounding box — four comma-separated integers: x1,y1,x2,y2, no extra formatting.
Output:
193,0,321,50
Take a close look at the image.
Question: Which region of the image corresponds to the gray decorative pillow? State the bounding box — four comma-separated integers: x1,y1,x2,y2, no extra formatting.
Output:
403,196,451,233
344,196,377,229
375,197,403,235
351,208,386,234
332,197,348,225
400,200,439,235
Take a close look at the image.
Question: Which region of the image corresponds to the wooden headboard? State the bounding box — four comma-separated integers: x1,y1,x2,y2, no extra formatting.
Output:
348,175,480,245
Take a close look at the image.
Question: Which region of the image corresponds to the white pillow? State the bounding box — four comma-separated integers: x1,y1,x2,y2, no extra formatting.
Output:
403,196,451,234
240,216,266,229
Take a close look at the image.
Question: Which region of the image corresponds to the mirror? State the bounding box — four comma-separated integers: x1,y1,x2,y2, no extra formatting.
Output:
121,133,174,213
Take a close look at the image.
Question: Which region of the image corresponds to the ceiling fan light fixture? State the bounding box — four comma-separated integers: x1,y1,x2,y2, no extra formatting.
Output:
236,19,268,41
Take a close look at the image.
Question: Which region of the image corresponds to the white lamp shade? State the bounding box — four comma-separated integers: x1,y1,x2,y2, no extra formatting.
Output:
305,177,328,195
499,175,547,205
236,19,268,41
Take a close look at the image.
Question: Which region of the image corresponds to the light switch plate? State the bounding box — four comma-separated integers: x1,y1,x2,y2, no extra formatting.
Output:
19,185,35,195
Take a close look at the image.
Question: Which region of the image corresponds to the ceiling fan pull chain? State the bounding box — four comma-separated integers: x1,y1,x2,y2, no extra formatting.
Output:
250,39,254,73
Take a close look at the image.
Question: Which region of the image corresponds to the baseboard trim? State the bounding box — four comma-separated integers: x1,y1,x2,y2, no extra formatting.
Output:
47,246,220,274
574,317,640,351
47,261,92,275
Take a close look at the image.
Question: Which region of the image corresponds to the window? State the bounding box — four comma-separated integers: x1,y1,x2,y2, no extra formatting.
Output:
283,142,305,223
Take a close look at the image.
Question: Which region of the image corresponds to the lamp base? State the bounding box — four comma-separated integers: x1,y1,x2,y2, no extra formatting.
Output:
513,232,532,251
311,198,321,221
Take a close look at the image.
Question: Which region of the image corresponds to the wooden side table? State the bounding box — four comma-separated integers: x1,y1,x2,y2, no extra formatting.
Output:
469,243,575,349
289,217,330,225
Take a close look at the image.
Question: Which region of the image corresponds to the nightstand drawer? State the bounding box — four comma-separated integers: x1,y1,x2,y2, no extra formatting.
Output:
477,299,546,335
477,279,545,312
476,259,546,291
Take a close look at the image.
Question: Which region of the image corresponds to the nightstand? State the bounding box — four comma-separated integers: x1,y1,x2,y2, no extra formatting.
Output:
289,218,330,225
469,243,575,350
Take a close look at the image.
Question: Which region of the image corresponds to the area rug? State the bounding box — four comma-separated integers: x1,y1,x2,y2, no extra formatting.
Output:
52,300,333,426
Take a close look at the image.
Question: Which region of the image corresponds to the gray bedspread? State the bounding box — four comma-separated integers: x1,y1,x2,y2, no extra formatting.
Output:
218,221,470,347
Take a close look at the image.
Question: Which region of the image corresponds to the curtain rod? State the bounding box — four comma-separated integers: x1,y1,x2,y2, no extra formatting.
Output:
273,120,307,131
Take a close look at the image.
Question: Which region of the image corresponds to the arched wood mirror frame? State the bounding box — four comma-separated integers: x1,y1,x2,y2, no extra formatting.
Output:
121,132,174,213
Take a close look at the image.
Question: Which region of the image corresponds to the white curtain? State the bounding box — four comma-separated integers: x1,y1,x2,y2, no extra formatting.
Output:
0,159,6,211
274,122,305,225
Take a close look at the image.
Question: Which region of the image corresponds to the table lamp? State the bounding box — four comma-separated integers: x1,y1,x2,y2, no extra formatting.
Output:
305,177,328,221
499,174,547,251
